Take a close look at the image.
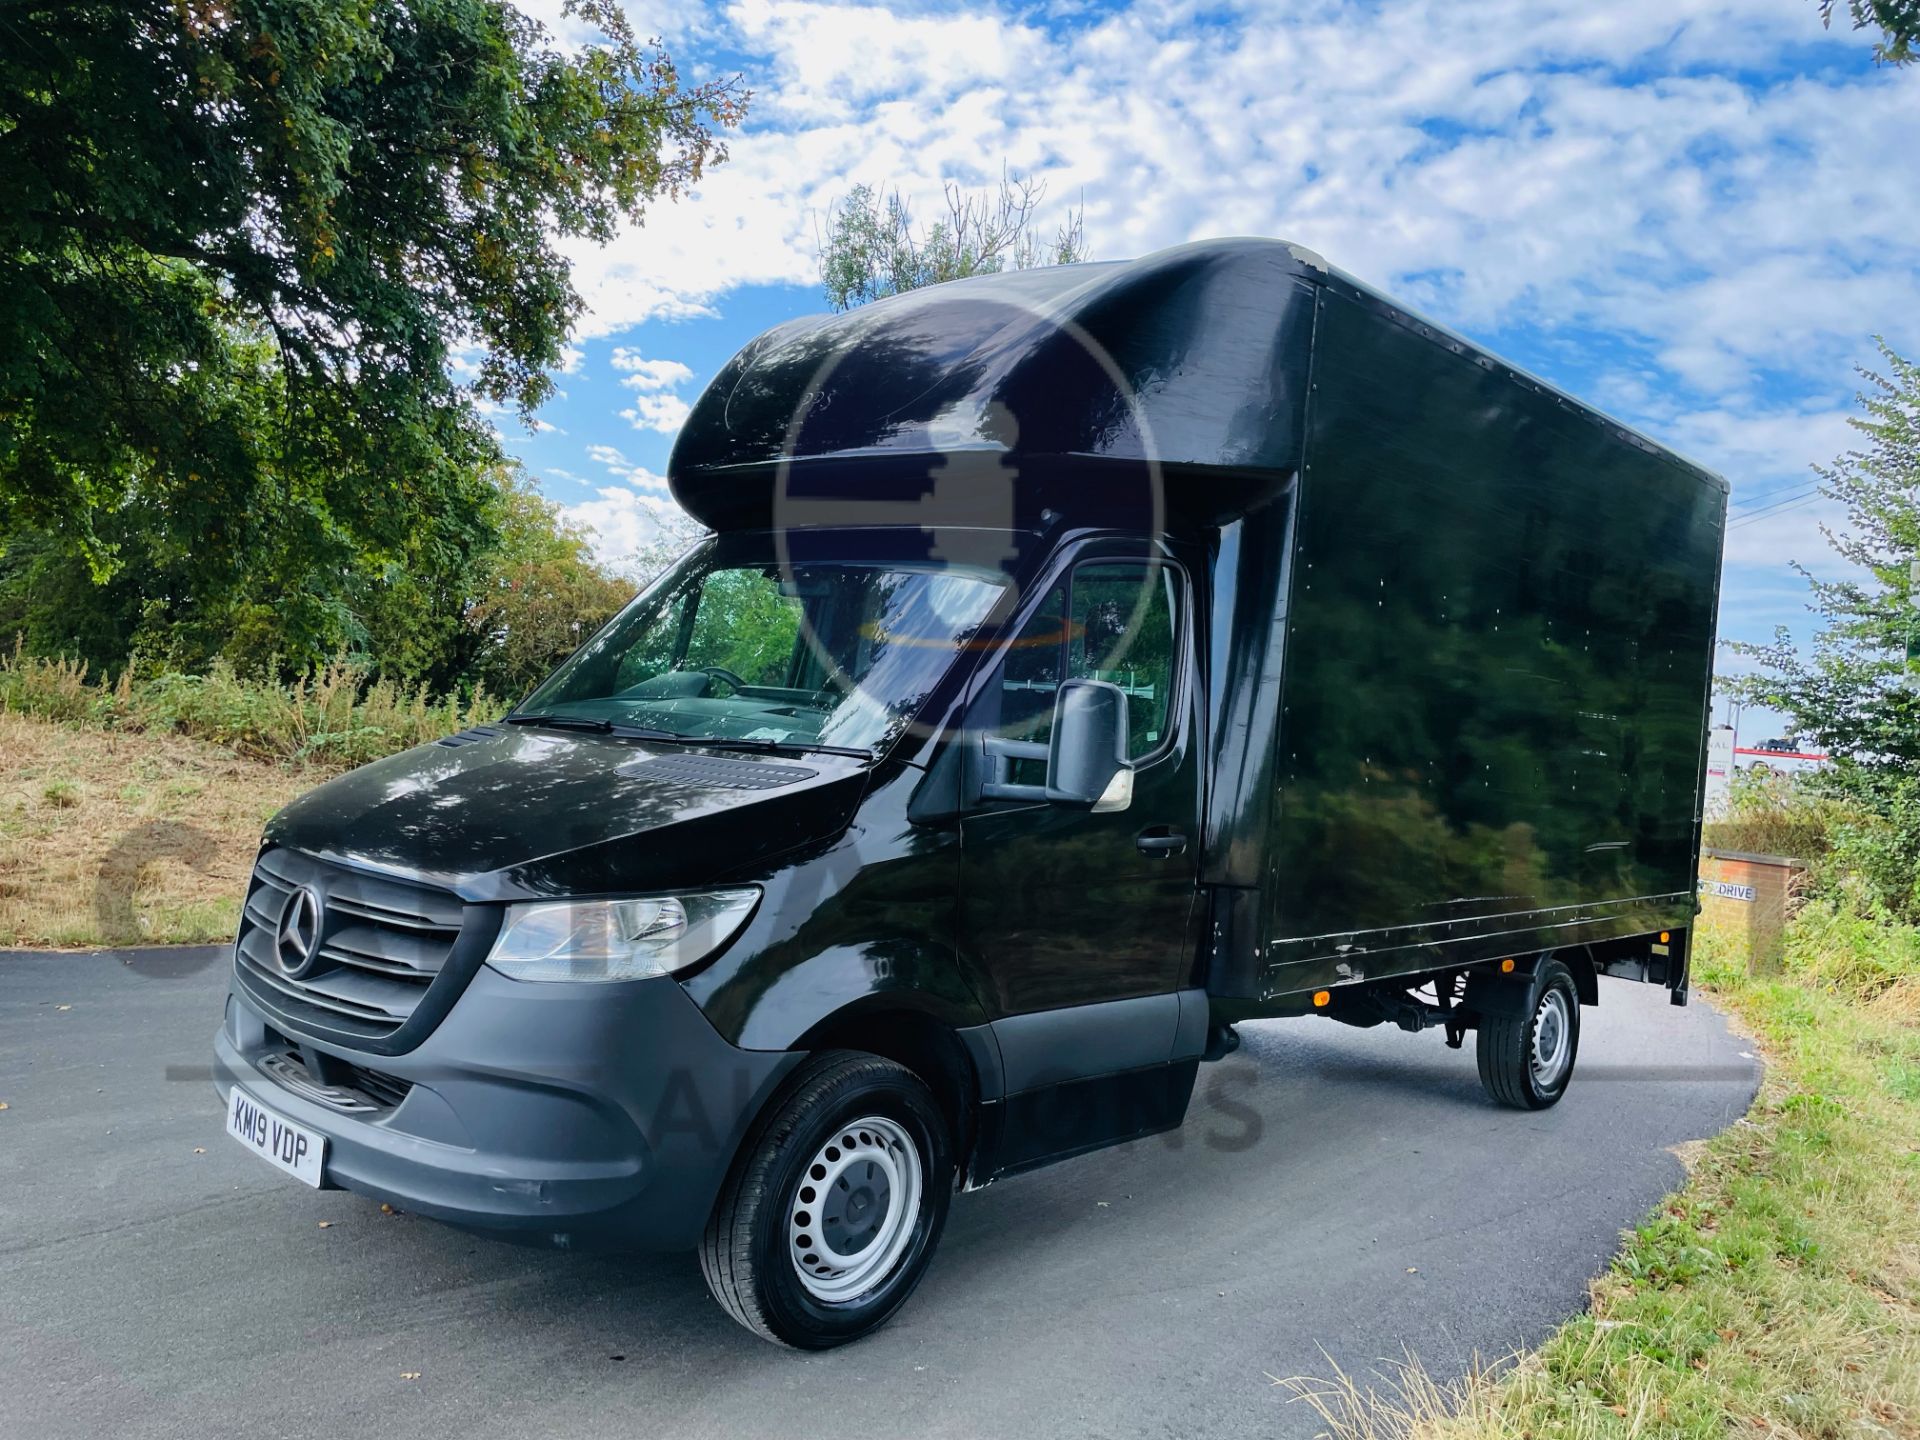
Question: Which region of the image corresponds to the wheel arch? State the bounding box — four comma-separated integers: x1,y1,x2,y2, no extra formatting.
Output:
1558,946,1600,1007
789,1000,990,1174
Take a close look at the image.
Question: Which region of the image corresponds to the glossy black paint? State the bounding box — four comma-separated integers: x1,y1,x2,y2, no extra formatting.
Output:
229,237,1726,1216
264,725,870,903
954,539,1205,1018
669,239,1321,536
1251,280,1724,1000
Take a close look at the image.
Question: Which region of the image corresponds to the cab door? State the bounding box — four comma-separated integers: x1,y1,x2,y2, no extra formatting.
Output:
957,549,1204,1170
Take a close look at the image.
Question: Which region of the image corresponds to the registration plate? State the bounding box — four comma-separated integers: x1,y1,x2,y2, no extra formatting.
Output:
226,1087,325,1187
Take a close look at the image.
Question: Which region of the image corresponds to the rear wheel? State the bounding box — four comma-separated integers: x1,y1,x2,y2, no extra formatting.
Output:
1476,958,1580,1110
700,1051,953,1348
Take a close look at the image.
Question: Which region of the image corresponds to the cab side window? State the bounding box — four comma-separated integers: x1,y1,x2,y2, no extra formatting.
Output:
996,562,1179,765
1068,563,1176,758
999,581,1068,749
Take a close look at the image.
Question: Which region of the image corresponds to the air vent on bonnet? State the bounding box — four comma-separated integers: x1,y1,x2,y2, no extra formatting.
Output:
624,754,817,790
435,725,505,748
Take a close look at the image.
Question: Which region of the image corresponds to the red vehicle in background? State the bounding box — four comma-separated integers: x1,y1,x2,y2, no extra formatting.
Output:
1735,738,1829,778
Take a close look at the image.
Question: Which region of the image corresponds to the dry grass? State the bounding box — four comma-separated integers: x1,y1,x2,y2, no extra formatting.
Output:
0,713,325,948
0,644,505,766
1273,922,1920,1440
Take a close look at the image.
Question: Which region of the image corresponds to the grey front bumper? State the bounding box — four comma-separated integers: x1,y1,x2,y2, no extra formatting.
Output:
214,965,802,1251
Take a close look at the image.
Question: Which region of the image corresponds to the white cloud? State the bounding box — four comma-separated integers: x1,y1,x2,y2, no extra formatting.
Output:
583,443,671,490
562,442,696,568
600,349,696,433
546,0,1915,642
621,393,694,434
562,485,691,569
566,0,1918,396
610,350,696,390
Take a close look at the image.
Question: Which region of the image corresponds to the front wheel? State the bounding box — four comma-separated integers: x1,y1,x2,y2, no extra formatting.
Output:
700,1051,953,1348
1476,958,1581,1110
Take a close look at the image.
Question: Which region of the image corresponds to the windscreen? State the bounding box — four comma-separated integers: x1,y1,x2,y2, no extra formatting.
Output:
517,543,1007,755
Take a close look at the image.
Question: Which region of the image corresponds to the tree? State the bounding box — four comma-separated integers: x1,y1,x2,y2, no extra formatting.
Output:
0,0,745,606
0,456,646,694
819,171,1088,311
1817,0,1920,64
1728,342,1919,773
463,471,636,700
1728,342,1920,914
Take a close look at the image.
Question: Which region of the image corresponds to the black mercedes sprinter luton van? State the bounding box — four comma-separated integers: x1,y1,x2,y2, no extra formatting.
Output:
213,238,1726,1348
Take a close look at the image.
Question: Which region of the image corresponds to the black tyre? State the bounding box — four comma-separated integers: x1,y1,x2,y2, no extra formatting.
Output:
700,1051,953,1349
1475,958,1580,1110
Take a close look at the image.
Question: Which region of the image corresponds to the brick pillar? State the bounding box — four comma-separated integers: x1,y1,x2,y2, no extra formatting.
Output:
1697,848,1806,975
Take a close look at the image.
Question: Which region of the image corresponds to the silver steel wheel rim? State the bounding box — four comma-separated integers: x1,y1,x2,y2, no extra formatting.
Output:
789,1115,923,1304
1531,988,1573,1088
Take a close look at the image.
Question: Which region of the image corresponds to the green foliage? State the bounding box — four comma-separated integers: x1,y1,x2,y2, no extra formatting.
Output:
820,172,1088,311
1700,769,1854,860
1727,342,1919,776
1822,769,1920,920
0,0,741,667
1702,768,1920,921
0,645,506,765
464,474,638,701
1728,341,1920,916
679,569,804,682
0,457,638,690
1781,896,1920,998
1818,0,1920,63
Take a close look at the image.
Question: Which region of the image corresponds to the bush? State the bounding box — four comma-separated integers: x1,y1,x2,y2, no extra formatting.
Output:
1702,769,1920,923
0,646,506,768
1700,770,1853,860
0,645,112,724
1779,899,1920,1003
1824,771,1920,924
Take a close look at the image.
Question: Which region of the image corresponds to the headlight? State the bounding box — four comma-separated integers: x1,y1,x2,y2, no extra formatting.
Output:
484,889,759,983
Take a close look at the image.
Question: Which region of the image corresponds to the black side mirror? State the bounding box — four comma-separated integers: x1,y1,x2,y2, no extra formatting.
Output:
978,678,1132,811
1044,679,1132,809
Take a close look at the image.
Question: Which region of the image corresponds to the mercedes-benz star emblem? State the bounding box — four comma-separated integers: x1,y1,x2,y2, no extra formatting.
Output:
274,886,324,978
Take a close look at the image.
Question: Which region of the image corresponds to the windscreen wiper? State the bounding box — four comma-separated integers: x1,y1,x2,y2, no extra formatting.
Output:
693,737,874,761
505,715,869,758
502,713,618,735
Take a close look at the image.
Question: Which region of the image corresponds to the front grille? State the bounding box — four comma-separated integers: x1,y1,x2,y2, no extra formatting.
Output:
234,848,465,1045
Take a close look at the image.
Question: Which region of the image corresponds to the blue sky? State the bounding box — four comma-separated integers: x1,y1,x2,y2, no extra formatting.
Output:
495,0,1920,740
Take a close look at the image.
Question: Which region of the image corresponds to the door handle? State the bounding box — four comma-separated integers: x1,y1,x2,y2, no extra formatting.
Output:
1135,825,1188,857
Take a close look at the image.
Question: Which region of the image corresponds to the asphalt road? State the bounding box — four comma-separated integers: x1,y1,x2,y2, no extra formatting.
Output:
1,948,1758,1440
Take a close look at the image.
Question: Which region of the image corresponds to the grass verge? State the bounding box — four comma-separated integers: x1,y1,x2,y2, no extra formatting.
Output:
1278,919,1920,1438
0,712,321,947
